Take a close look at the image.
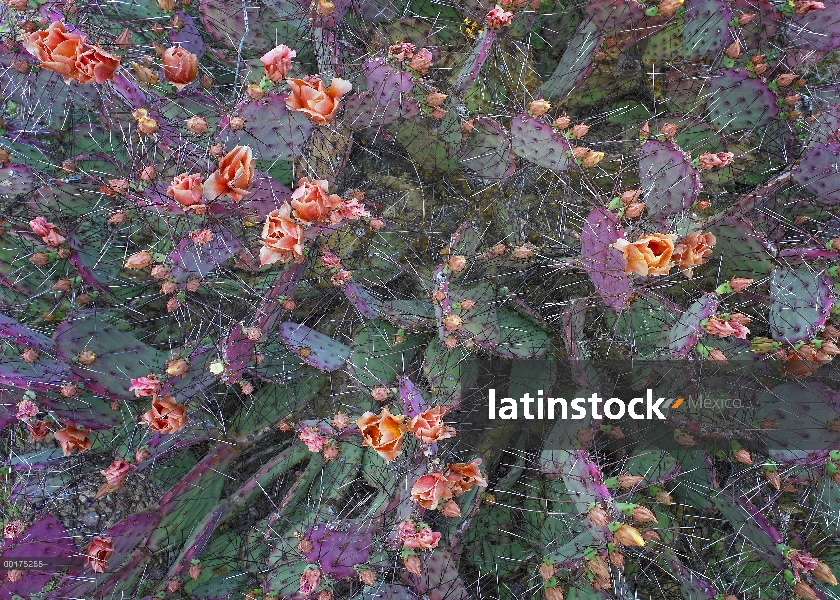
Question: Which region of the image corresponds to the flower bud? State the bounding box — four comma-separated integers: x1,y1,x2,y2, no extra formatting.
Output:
617,474,644,489
185,115,208,134
724,40,742,59
738,13,756,25
813,562,838,586
529,99,551,117
571,123,589,138
553,116,571,130
733,448,752,464
125,251,152,269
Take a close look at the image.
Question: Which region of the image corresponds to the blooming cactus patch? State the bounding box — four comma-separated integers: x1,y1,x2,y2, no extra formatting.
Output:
1,2,840,600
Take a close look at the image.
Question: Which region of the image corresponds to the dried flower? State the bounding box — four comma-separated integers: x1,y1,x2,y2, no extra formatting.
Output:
84,536,113,573
54,424,91,456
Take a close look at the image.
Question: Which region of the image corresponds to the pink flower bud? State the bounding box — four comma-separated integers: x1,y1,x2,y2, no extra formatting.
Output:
529,99,551,117
125,251,152,269
185,115,208,134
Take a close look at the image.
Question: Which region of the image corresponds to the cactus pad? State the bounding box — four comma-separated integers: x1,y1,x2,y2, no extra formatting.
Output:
705,70,778,131
580,207,632,313
541,21,598,101
455,117,515,181
54,312,168,399
302,521,374,578
682,0,734,59
639,140,701,219
223,93,313,163
668,292,719,357
768,267,833,343
510,114,574,173
279,321,351,371
792,143,840,204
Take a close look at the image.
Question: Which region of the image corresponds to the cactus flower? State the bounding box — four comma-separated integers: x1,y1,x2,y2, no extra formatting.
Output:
358,568,376,585
400,523,441,550
185,115,208,134
298,426,328,452
389,42,416,61
140,395,187,434
286,76,352,125
588,506,609,527
544,587,564,600
485,7,514,29
260,203,305,266
125,251,152,269
724,40,742,59
129,374,162,398
29,252,49,266
411,472,453,509
580,150,605,168
539,561,557,581
529,99,551,117
409,406,456,444
22,21,120,85
571,123,590,138
698,151,734,170
29,216,66,247
446,459,487,494
612,234,677,276
95,458,133,498
813,562,838,586
404,554,423,576
794,0,825,13
162,46,198,90
15,399,38,421
84,536,114,573
733,448,752,464
260,44,296,82
659,123,678,139
204,145,255,203
729,277,754,292
54,423,91,455
658,0,683,16
290,177,343,223
794,582,819,600
672,231,716,277
356,407,406,462
3,521,23,539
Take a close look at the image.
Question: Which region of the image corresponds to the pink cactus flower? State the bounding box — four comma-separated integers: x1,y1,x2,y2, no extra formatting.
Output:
698,151,734,170
485,7,514,29
704,316,750,339
389,42,416,61
189,229,214,246
95,458,133,499
330,198,370,223
29,216,66,246
298,426,328,452
4,521,23,539
321,250,343,269
330,269,353,286
16,399,38,421
299,567,321,595
129,375,162,398
260,44,296,82
794,0,824,13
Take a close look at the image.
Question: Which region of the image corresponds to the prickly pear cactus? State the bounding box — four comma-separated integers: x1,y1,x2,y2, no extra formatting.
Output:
2,0,840,598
